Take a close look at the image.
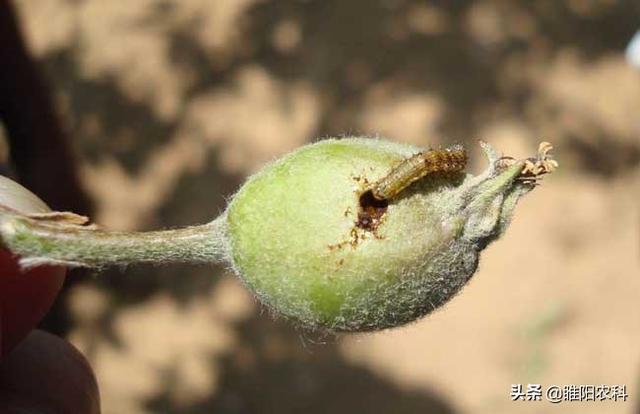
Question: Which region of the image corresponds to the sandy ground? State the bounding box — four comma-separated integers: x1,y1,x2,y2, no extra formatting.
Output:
9,1,640,413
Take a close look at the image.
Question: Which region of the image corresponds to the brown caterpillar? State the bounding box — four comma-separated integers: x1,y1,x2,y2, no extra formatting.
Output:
370,146,467,201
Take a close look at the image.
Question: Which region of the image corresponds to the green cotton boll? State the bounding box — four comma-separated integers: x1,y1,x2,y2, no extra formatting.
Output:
0,138,553,332
225,137,539,332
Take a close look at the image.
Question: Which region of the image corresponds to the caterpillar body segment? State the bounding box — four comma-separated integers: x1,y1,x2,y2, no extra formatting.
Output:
370,146,467,201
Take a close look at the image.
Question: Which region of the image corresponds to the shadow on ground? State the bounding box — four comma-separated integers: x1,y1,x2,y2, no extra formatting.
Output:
146,318,457,414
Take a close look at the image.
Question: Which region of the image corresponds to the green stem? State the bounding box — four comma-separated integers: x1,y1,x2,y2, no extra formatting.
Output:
0,206,229,268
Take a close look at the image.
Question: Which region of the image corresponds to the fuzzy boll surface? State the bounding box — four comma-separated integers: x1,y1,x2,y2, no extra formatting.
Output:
225,138,505,332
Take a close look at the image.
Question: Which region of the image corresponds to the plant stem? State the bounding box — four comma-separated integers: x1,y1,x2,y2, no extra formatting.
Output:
0,205,229,268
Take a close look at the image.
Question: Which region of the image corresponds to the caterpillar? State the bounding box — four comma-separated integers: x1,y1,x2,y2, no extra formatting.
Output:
370,146,467,201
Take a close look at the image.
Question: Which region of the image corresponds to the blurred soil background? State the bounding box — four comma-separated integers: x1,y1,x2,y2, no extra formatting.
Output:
2,0,639,413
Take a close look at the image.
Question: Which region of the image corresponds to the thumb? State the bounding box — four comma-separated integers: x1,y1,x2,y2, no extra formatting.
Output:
0,393,55,414
0,330,100,414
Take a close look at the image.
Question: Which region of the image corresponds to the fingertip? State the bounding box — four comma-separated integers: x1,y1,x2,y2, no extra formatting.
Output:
0,331,100,414
0,392,55,414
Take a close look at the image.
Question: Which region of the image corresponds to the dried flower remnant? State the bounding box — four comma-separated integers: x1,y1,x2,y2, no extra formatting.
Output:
496,142,558,184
